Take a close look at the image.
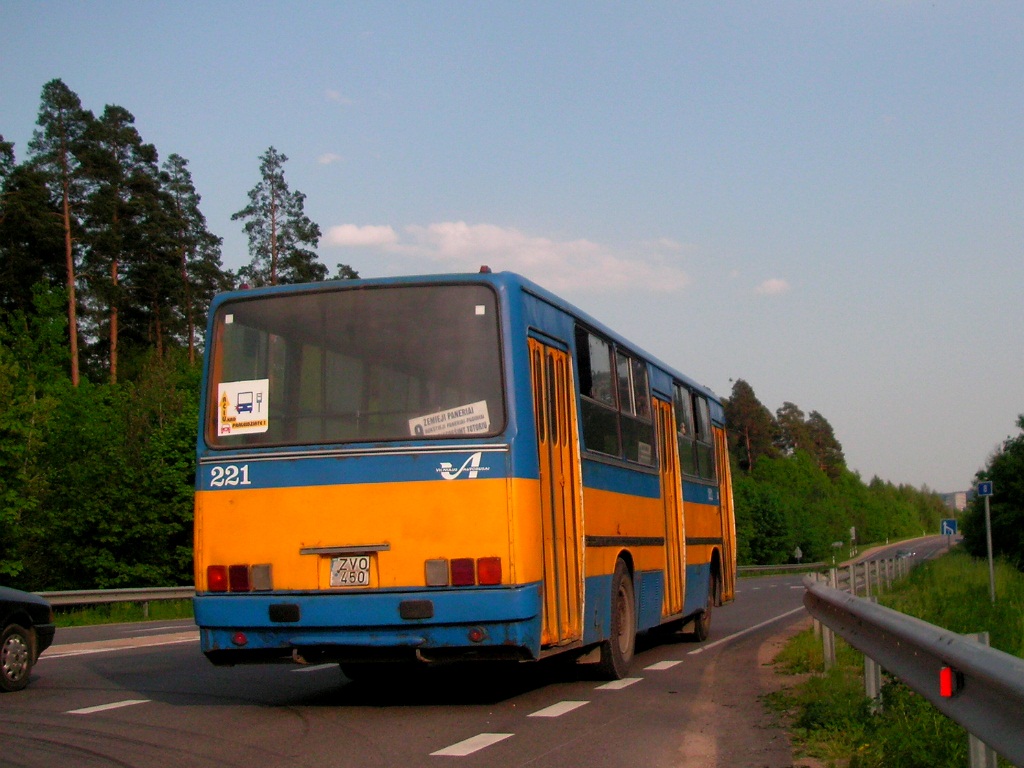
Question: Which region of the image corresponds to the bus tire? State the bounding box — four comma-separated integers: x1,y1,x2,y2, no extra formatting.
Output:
691,572,717,642
598,559,636,680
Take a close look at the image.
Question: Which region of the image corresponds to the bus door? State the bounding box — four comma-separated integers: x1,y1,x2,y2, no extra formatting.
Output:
529,338,584,646
714,427,737,602
656,398,686,617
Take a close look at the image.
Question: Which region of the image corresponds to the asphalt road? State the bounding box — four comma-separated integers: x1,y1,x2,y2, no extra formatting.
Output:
2,541,944,768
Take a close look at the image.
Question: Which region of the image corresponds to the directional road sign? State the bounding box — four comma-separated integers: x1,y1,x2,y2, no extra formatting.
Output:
940,519,958,536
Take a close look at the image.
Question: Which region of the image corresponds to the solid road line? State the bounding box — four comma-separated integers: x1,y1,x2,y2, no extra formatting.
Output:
68,699,150,715
687,605,806,655
44,631,199,659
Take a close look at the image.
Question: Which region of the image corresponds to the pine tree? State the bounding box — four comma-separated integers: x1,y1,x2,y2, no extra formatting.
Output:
806,410,845,479
0,136,14,184
775,401,811,456
0,141,66,313
162,154,228,363
232,147,325,286
27,79,94,386
723,379,778,471
78,104,162,382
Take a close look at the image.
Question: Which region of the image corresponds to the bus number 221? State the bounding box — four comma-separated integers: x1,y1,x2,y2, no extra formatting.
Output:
210,465,252,487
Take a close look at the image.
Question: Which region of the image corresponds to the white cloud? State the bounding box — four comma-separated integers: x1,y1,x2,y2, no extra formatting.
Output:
325,89,353,105
323,220,691,294
642,237,687,253
317,152,343,165
755,278,791,295
324,224,399,248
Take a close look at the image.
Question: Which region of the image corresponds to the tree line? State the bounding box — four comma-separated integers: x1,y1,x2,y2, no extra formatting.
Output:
960,414,1024,572
723,379,949,565
0,78,991,592
0,80,355,590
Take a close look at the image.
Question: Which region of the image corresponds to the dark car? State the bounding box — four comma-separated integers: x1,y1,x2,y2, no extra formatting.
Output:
1,586,56,692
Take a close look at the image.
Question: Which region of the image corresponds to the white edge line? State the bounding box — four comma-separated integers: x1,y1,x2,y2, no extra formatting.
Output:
68,699,151,715
44,637,198,660
688,605,806,655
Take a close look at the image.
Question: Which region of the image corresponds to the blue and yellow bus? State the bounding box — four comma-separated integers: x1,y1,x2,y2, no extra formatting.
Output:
193,270,735,679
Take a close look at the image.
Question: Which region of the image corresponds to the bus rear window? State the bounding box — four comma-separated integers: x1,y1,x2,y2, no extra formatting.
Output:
207,284,505,447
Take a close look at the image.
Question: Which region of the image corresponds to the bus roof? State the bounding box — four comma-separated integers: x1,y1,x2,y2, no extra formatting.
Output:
210,270,723,411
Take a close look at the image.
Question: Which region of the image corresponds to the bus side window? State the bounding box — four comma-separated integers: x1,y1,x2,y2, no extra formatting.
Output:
692,394,717,481
620,353,654,466
674,383,698,477
575,327,620,457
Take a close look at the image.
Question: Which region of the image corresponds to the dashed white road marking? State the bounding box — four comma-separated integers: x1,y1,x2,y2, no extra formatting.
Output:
596,677,642,690
529,700,589,718
67,699,150,715
645,659,682,671
292,663,337,673
431,733,513,756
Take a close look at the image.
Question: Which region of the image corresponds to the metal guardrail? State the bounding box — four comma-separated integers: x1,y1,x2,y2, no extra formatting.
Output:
737,562,825,574
38,586,194,607
803,576,1024,767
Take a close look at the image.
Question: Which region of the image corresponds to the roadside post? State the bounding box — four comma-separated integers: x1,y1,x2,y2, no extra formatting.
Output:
940,518,958,550
978,481,995,604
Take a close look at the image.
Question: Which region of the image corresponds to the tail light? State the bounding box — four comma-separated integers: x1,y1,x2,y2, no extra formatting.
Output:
206,563,272,592
450,558,476,586
228,565,251,592
477,557,502,585
208,565,228,592
424,557,503,587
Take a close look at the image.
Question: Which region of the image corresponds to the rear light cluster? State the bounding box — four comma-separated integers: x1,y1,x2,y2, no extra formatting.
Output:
207,564,273,593
425,557,502,587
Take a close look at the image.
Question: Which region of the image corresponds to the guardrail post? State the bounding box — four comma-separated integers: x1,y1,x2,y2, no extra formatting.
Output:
864,597,882,712
848,564,856,595
821,568,837,670
810,573,823,640
864,561,872,598
968,632,999,768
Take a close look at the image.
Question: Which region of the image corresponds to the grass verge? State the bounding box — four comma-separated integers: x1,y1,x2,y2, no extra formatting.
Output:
767,549,1022,767
54,598,194,627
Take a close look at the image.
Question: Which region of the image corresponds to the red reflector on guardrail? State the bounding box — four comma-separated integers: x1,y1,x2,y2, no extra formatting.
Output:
940,666,963,698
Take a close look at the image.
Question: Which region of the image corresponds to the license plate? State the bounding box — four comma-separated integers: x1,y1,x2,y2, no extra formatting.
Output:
331,555,371,587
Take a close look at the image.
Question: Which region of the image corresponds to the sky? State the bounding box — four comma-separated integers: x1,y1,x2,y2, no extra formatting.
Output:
4,2,1022,493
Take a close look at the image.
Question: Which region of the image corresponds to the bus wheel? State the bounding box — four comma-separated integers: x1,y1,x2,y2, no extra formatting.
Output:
691,572,717,642
598,559,636,679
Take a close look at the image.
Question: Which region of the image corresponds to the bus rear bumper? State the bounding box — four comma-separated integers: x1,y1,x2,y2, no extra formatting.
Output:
194,583,543,666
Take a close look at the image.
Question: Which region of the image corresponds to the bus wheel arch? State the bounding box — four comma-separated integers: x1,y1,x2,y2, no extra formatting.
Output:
598,556,636,680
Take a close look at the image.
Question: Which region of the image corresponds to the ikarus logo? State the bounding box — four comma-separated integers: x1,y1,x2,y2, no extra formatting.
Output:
438,452,491,480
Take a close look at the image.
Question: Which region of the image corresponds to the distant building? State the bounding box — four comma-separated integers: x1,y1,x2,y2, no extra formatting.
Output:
942,491,968,512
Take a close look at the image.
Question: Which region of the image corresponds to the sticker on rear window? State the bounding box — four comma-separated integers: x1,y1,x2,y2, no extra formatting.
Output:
409,400,490,437
218,379,270,435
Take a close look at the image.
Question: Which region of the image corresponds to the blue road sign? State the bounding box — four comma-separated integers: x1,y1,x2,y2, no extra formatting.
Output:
941,519,958,536
978,481,994,497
